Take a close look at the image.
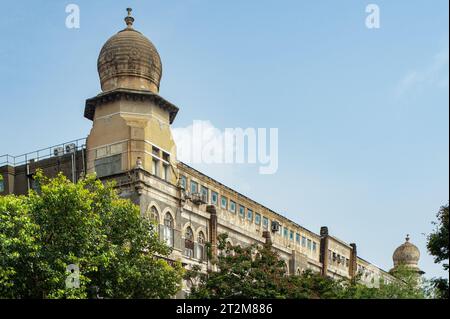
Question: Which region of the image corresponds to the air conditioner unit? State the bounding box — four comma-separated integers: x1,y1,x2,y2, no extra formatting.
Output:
182,190,191,201
53,147,64,156
65,143,76,153
271,221,280,233
191,192,206,205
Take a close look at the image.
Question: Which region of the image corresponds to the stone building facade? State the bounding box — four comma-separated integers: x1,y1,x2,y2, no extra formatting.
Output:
1,9,407,295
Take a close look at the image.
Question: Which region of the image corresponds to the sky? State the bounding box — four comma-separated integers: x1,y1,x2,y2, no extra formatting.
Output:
0,1,448,279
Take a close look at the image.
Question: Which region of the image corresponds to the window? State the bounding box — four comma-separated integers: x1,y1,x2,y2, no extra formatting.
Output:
296,233,301,244
307,239,312,250
211,191,218,205
152,146,160,156
163,213,174,247
229,200,236,213
289,230,294,241
197,231,206,261
221,196,228,209
346,258,349,267
201,186,209,203
302,236,307,247
162,152,170,162
312,241,317,252
149,206,159,222
283,227,288,238
184,227,194,258
263,217,269,229
180,175,187,189
239,205,245,218
255,213,261,225
30,178,40,192
247,209,253,222
190,181,198,194
0,178,4,193
152,158,160,177
162,163,170,181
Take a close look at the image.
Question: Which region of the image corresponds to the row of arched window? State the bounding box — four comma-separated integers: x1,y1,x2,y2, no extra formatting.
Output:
148,205,206,261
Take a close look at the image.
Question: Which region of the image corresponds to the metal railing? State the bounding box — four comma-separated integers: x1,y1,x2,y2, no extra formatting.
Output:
0,138,87,167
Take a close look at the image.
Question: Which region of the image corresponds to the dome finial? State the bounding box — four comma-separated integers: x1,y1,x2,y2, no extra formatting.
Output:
124,8,134,29
406,234,410,242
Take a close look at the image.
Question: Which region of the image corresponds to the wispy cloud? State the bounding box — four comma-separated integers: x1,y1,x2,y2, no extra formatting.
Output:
396,44,449,96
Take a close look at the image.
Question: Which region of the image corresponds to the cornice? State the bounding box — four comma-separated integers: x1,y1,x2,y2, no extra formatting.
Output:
84,88,179,124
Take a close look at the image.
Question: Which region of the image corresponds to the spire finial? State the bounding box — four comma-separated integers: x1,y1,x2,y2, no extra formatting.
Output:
124,8,134,28
406,234,410,242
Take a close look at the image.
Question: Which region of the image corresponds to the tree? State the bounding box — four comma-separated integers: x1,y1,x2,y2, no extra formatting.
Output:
0,171,183,298
426,204,449,299
342,265,426,299
186,233,289,298
186,233,427,299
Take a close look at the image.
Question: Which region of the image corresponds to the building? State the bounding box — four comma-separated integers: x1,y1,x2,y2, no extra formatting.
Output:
1,8,415,295
391,235,423,275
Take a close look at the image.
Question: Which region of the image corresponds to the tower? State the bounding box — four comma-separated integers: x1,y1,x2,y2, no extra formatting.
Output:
391,234,423,275
84,9,179,184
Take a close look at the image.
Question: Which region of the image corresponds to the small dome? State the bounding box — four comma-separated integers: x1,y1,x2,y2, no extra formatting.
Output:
392,235,420,270
97,8,162,92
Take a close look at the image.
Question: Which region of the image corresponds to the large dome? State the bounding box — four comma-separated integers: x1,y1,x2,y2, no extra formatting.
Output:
97,9,162,93
392,235,420,270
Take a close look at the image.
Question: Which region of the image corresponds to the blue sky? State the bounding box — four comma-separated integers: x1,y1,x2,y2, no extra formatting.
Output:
0,1,448,279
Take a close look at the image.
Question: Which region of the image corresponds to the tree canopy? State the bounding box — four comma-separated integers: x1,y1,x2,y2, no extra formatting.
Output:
185,233,427,299
0,171,183,299
426,204,449,299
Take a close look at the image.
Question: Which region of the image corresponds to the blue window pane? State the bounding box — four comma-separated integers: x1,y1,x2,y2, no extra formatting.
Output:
211,192,218,205
239,205,245,218
190,181,198,193
230,201,236,213
263,217,269,229
221,196,228,209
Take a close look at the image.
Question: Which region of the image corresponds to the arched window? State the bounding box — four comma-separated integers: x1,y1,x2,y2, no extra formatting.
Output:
150,206,159,221
163,212,174,247
197,231,206,261
149,206,159,233
283,262,289,276
184,227,194,258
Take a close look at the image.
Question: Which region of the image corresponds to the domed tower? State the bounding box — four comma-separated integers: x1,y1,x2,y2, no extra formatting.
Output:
97,10,162,93
84,9,178,184
391,235,423,275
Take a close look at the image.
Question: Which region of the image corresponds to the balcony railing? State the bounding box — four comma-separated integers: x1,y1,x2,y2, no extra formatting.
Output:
0,138,86,167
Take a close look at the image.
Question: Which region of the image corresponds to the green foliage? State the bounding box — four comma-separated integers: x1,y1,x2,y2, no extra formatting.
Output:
341,266,425,299
186,233,288,298
427,204,449,270
426,204,449,299
282,270,343,299
186,233,427,299
0,171,183,299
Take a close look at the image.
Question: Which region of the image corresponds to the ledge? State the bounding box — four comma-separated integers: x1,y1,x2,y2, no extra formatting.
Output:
84,88,179,124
